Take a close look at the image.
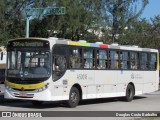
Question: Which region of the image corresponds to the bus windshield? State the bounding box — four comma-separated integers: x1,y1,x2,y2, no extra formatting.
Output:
7,49,51,79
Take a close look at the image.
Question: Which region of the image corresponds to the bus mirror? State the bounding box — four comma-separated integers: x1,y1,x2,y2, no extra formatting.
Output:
53,64,55,70
1,52,3,60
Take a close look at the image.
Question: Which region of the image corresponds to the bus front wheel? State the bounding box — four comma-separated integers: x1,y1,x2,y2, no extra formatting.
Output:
67,87,80,108
125,84,135,102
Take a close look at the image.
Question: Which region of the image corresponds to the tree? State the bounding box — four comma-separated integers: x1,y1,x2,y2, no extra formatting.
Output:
46,0,104,41
1,0,159,49
119,16,160,49
0,0,55,45
0,0,11,45
0,0,106,43
103,0,149,43
149,16,160,48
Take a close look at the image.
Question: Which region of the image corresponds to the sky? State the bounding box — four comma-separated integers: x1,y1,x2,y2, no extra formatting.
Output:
141,0,160,20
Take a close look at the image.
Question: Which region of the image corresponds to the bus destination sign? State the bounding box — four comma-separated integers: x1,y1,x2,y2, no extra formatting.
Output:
13,42,43,47
8,40,49,48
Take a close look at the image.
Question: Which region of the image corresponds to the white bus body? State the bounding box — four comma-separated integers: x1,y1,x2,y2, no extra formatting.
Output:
4,38,159,107
0,46,6,68
0,46,6,83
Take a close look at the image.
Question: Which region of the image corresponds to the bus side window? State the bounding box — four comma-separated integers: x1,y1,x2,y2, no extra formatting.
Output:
83,49,94,69
150,53,157,70
120,51,129,69
109,50,119,69
69,47,82,69
97,49,107,69
130,52,139,70
140,53,148,70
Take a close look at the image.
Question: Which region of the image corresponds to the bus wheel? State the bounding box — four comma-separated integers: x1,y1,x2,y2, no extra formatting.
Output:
125,84,135,102
67,87,80,108
31,101,43,106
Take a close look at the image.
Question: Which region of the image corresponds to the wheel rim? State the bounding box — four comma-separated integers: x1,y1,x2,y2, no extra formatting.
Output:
71,92,78,103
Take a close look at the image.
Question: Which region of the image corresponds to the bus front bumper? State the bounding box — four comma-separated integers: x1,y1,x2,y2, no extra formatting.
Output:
4,88,52,101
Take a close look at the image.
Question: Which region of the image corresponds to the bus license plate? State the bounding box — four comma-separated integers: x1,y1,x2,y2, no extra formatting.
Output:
19,92,27,97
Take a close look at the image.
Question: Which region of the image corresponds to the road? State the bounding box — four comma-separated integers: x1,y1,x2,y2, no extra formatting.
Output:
0,84,160,120
0,84,4,93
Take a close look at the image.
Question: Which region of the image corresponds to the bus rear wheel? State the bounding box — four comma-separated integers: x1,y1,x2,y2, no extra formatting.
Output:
67,87,80,108
125,84,135,102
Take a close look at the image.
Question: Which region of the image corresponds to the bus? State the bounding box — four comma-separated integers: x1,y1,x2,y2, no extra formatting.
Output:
0,46,6,84
4,37,159,107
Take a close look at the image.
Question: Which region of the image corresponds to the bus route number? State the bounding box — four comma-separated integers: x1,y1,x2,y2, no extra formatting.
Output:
77,74,87,80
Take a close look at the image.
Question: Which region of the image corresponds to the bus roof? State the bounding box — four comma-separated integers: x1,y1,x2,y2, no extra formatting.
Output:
9,37,158,53
49,37,158,53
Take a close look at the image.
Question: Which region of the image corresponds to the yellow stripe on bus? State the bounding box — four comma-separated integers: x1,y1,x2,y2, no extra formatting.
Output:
68,41,80,46
5,81,45,90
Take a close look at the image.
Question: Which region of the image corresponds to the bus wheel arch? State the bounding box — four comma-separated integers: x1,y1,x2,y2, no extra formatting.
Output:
125,82,135,102
66,84,82,108
72,84,82,100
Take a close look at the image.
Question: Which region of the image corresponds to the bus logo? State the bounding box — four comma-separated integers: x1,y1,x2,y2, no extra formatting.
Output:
21,87,24,91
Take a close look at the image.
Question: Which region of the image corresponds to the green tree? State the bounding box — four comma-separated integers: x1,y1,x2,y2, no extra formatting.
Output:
0,0,105,43
0,0,10,45
0,0,27,45
119,19,150,46
0,0,55,45
103,0,148,43
149,16,160,48
120,16,160,49
45,0,104,41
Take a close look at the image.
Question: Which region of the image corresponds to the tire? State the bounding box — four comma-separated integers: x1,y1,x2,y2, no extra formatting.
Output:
67,87,80,108
31,101,43,106
125,84,135,102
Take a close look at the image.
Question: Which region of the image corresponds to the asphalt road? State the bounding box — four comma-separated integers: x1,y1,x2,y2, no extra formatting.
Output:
0,84,4,93
0,84,160,120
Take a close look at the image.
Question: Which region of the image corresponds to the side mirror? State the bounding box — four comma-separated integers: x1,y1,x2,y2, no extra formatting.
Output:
1,52,3,60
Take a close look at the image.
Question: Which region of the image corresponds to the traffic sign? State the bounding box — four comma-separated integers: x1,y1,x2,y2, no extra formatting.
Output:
26,7,65,17
46,7,65,15
25,7,65,38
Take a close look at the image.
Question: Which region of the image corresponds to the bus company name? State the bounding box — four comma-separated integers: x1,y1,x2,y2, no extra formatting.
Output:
131,73,143,79
77,74,87,80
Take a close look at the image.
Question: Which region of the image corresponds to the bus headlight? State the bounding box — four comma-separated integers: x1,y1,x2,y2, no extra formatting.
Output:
5,85,12,91
35,83,49,92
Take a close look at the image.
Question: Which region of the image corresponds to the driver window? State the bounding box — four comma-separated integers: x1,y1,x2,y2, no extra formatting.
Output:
52,45,67,81
54,56,66,71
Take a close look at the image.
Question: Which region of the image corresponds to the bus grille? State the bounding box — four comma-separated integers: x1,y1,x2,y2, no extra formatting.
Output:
13,93,34,98
13,88,36,91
